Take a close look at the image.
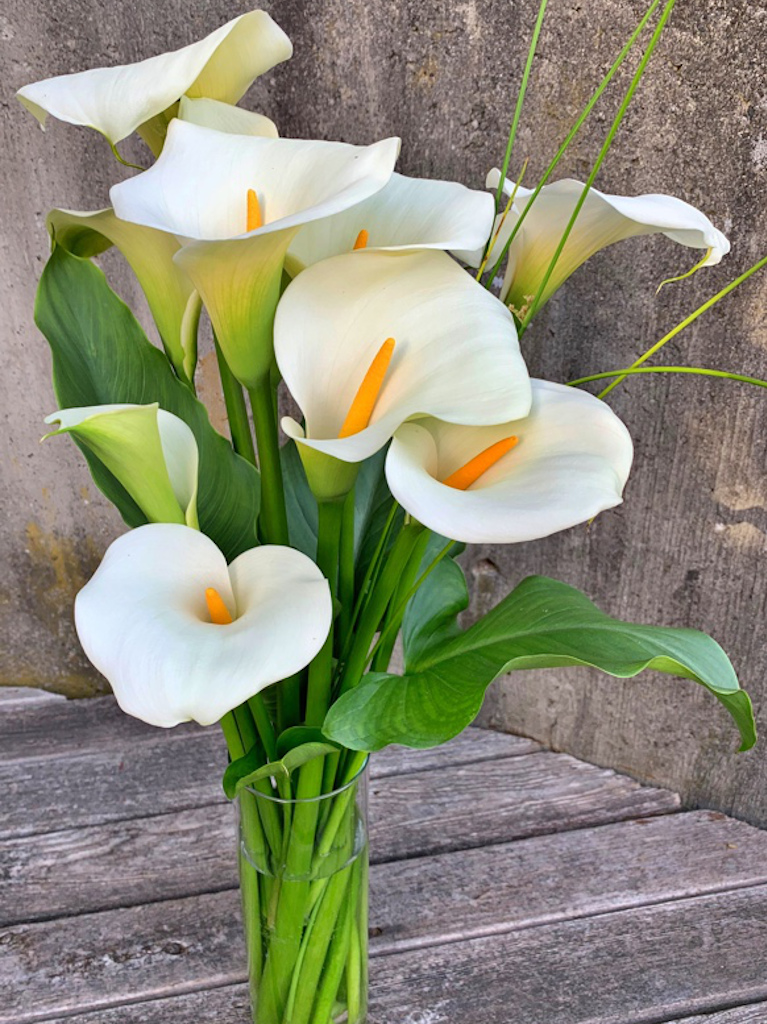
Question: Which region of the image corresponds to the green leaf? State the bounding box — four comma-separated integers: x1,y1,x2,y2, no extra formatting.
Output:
35,246,260,560
325,575,756,753
276,726,341,759
223,741,339,799
281,439,318,558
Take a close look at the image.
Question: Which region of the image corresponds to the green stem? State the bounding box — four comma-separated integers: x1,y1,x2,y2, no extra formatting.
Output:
568,366,767,390
368,538,454,673
249,376,289,546
306,501,344,727
248,695,277,762
370,528,432,672
596,253,767,397
339,521,424,695
338,490,356,651
494,0,549,216
485,0,664,287
519,0,676,331
214,335,256,465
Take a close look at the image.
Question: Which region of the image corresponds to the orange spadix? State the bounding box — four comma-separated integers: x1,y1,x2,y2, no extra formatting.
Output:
246,189,262,231
338,338,396,438
353,229,369,250
205,587,233,625
442,436,519,490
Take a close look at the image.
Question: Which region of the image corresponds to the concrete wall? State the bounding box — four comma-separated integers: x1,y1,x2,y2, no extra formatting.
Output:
2,1,766,821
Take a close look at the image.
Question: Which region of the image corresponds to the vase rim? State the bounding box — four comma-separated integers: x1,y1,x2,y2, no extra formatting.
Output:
242,753,370,804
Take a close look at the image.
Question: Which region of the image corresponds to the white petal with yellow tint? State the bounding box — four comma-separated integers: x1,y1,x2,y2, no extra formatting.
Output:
44,404,199,526
276,249,531,465
75,525,332,727
16,10,291,147
385,379,633,544
178,96,278,138
111,121,400,386
47,208,200,382
286,172,495,275
485,171,730,311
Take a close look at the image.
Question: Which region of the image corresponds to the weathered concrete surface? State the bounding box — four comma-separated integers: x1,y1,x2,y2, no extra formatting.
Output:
1,2,765,819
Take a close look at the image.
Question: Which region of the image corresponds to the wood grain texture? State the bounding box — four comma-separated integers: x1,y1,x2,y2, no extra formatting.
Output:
367,886,767,1024
31,993,767,1024
0,750,680,926
0,691,538,768
5,883,767,1023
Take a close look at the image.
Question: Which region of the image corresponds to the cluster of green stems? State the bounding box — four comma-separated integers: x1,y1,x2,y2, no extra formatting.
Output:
212,337,450,1022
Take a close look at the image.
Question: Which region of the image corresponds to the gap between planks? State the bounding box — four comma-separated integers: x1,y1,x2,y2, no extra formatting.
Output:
4,886,767,1024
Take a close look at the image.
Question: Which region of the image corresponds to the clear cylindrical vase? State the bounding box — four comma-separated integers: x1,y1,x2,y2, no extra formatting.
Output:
236,758,369,1024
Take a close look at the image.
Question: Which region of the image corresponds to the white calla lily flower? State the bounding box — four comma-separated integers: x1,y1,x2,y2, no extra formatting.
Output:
285,172,495,276
75,524,332,727
385,379,633,544
276,249,532,500
111,121,401,388
16,10,291,154
44,404,199,527
476,171,730,314
177,95,278,139
48,208,201,382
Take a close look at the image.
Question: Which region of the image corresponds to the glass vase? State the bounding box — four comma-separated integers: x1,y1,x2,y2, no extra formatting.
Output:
236,758,369,1024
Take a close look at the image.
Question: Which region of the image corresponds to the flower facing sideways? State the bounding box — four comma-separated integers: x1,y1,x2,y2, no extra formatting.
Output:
276,249,532,500
44,404,199,527
385,380,633,544
475,171,730,316
16,10,291,154
75,524,333,727
111,121,400,388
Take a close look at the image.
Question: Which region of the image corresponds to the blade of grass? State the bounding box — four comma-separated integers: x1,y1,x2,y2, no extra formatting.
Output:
494,0,549,216
484,0,663,289
568,366,767,390
517,0,677,333
597,254,767,397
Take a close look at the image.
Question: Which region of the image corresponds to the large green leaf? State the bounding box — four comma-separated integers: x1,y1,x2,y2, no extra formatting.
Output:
325,575,756,753
35,246,260,560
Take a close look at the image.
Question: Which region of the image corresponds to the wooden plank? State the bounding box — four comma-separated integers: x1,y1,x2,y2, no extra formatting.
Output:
4,884,767,1023
26,991,767,1024
4,806,763,934
0,689,538,767
369,751,678,862
674,1008,767,1024
367,886,767,1024
0,752,678,919
0,742,673,845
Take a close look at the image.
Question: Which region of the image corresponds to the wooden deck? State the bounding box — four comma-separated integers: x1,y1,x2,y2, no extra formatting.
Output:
2,689,767,1024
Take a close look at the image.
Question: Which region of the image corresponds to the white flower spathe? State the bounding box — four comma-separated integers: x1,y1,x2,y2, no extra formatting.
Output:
286,172,495,275
276,249,532,466
16,10,291,150
111,121,401,386
473,171,730,313
385,379,633,544
75,525,333,727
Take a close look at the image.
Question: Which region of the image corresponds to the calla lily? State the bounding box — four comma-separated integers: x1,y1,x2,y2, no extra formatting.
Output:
276,249,532,500
111,121,401,388
476,170,730,315
44,404,199,527
285,172,495,276
75,524,332,727
177,95,278,139
384,379,633,544
16,10,292,155
47,208,201,383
